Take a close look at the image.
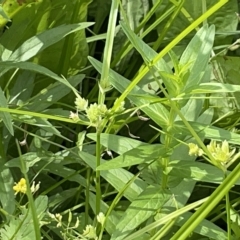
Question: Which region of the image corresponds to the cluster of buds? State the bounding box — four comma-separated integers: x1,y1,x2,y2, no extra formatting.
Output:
70,95,125,129
188,140,239,170
48,212,63,228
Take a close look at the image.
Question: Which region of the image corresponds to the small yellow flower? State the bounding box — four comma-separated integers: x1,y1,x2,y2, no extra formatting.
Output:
188,143,203,156
13,178,27,195
207,140,236,165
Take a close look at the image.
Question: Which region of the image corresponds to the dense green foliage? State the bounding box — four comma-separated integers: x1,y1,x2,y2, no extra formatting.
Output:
0,0,240,239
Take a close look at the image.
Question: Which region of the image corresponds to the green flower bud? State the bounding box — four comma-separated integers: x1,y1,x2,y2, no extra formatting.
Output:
82,225,97,239
188,143,203,156
75,96,88,111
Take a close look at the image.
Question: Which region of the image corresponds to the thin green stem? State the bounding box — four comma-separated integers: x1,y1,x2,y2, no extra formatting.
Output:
161,108,175,188
202,0,207,26
98,0,119,104
85,168,91,225
95,131,101,215
15,140,41,240
225,171,232,240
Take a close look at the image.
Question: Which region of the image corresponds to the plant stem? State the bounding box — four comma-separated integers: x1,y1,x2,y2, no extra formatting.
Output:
98,0,119,104
96,130,101,215
225,171,232,240
15,140,41,240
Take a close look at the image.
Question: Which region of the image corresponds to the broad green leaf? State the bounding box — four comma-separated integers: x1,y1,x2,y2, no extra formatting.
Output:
186,82,240,94
97,144,171,170
173,121,240,145
181,25,215,89
0,0,38,27
167,160,240,185
0,167,15,215
78,151,147,201
214,56,240,109
1,1,91,75
34,195,48,216
87,133,147,155
9,23,94,62
111,185,171,240
0,61,78,94
14,117,71,142
88,57,170,128
5,152,41,172
9,71,35,105
28,74,84,112
0,1,48,61
34,0,92,75
0,87,13,135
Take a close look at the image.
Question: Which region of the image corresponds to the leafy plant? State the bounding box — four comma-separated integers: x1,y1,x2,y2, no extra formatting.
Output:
0,0,240,240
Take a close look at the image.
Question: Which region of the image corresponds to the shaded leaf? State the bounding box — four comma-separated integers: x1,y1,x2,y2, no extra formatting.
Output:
78,151,147,201
97,144,171,170
111,185,171,240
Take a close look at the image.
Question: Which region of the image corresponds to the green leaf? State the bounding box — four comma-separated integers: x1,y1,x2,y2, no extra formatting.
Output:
9,23,94,62
0,167,15,215
186,82,240,94
111,185,171,240
167,160,240,185
97,144,171,170
26,74,84,112
0,87,13,135
0,61,79,94
180,25,215,89
173,121,240,145
87,133,147,155
48,188,78,208
6,152,41,172
78,151,147,201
